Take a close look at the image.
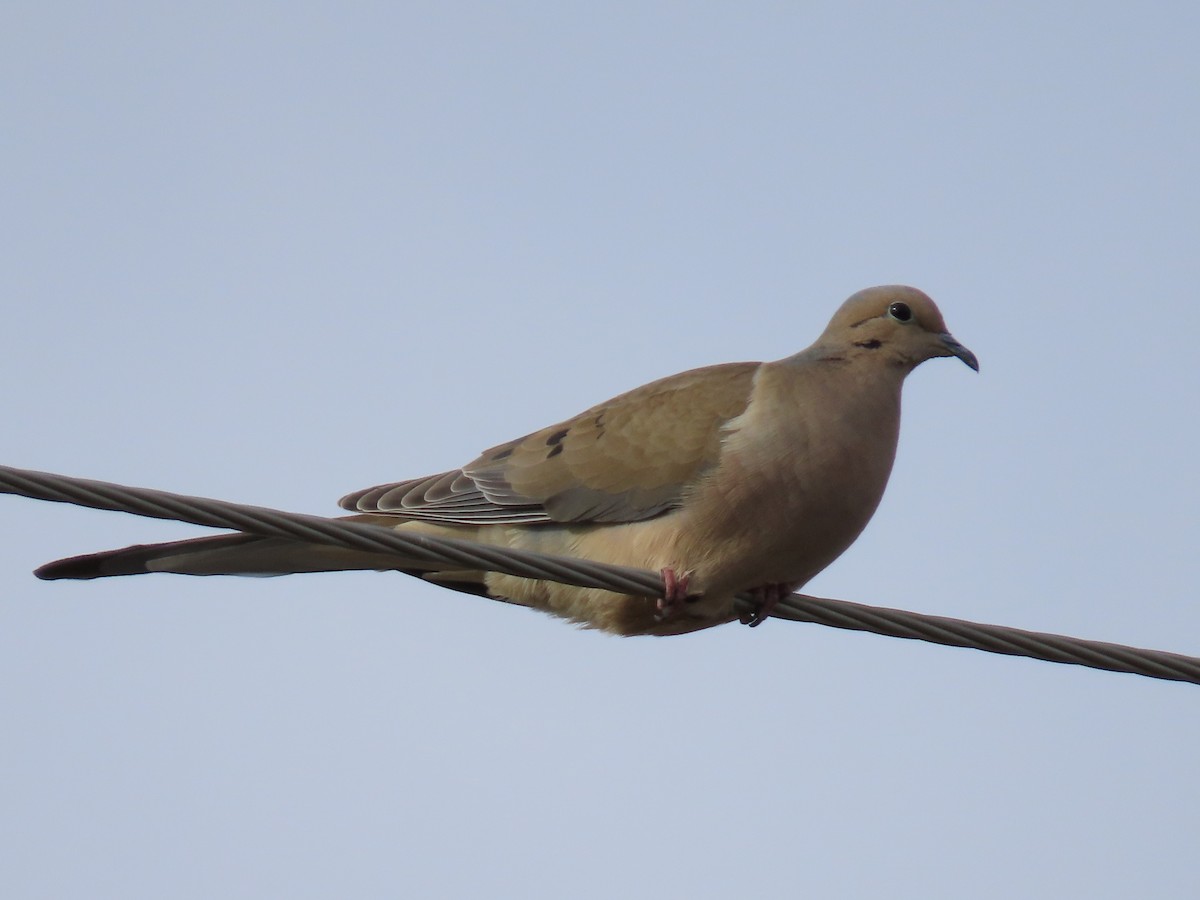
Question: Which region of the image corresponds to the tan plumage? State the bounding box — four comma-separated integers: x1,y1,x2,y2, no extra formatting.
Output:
342,362,759,526
36,285,977,636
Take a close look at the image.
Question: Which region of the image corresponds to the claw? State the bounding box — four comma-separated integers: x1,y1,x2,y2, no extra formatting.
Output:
740,582,796,628
657,567,692,621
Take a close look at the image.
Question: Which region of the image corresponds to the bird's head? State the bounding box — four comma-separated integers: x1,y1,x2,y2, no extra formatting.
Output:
822,285,978,373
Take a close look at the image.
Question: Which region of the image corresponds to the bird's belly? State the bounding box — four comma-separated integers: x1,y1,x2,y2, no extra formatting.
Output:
672,439,892,597
451,419,893,635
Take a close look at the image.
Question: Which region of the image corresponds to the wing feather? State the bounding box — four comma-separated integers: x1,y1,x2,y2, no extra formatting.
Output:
339,362,759,526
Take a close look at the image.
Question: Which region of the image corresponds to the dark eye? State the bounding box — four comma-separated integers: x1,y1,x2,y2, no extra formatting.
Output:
888,302,912,322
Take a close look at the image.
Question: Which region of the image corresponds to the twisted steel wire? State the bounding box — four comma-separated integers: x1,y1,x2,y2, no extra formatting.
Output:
2,464,1197,685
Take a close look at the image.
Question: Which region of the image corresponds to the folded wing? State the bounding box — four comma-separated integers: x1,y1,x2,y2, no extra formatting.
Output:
339,362,759,526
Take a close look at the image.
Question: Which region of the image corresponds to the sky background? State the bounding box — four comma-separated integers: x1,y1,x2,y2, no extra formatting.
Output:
2,3,1198,898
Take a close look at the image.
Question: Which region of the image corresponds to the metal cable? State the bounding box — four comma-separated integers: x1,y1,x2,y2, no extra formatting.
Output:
2,464,1197,685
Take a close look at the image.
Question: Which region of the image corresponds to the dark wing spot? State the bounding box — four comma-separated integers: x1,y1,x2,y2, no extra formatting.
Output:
546,428,569,446
546,443,564,459
853,339,883,350
491,447,514,461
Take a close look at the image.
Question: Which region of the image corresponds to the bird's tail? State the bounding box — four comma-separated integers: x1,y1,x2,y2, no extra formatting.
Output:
33,518,499,600
34,530,409,581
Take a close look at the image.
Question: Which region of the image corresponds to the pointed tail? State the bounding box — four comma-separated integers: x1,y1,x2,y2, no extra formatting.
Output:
35,532,409,581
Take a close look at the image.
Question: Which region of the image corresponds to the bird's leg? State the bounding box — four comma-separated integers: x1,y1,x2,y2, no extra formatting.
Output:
657,567,693,621
740,582,797,627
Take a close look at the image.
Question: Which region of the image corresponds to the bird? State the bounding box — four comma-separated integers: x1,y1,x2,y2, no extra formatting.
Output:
35,285,977,636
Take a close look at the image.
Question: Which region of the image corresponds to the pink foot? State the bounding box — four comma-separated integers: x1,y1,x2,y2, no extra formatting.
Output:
739,582,796,628
657,567,693,621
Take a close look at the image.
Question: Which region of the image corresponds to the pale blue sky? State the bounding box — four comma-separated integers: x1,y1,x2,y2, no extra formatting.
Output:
3,3,1198,898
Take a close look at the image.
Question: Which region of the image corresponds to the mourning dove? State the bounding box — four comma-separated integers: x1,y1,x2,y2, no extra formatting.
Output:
36,285,977,635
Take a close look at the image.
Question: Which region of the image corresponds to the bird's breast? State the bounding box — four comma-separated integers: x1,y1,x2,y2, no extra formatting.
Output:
675,368,903,594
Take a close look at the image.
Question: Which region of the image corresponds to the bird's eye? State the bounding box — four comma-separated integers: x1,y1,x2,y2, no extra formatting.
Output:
888,302,912,322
